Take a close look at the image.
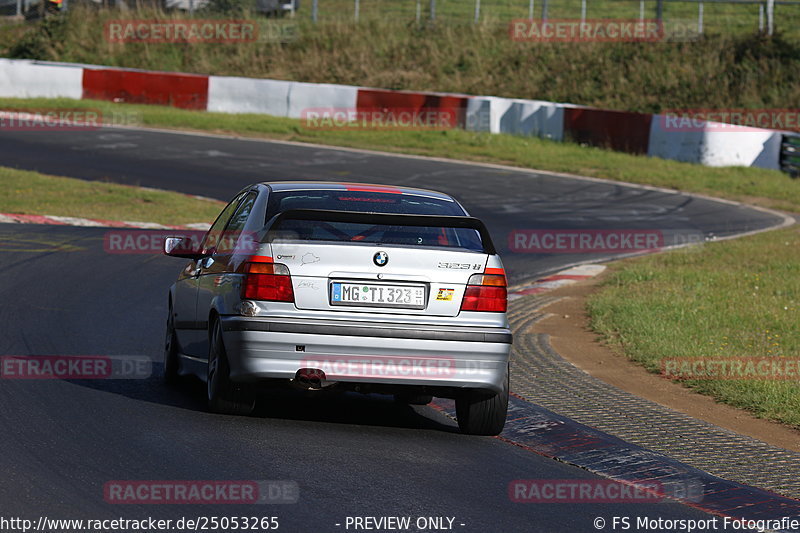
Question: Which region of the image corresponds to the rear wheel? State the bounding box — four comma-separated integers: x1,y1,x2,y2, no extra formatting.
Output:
455,370,509,436
207,318,255,416
163,303,180,385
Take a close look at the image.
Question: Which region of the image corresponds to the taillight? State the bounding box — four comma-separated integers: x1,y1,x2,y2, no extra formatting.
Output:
460,272,507,312
241,260,294,302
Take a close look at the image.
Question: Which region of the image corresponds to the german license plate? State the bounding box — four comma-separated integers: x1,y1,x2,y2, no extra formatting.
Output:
331,282,426,309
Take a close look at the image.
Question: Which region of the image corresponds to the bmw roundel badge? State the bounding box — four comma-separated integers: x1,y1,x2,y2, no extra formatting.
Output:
373,251,389,267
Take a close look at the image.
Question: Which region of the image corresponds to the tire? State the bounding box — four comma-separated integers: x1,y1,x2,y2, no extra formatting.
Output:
163,303,180,385
455,370,509,436
394,393,433,406
207,318,255,416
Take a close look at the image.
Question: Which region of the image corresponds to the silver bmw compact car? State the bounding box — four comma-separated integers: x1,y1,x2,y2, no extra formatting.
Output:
163,182,512,435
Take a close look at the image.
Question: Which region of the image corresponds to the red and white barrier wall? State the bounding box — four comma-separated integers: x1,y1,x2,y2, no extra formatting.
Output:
0,59,784,171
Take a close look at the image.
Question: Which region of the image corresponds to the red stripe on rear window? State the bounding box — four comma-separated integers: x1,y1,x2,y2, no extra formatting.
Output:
337,196,395,203
342,184,403,194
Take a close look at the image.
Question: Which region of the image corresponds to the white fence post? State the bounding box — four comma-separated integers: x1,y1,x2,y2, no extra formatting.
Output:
766,0,775,35
529,0,534,19
581,0,587,21
698,2,704,34
474,0,480,23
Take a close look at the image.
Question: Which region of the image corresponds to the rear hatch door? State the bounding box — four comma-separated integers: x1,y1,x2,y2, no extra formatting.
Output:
266,209,495,317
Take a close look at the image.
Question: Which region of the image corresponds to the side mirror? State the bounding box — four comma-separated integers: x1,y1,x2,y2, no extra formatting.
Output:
163,236,205,259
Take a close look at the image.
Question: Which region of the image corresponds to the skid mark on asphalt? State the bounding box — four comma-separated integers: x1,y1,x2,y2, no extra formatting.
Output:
0,233,85,253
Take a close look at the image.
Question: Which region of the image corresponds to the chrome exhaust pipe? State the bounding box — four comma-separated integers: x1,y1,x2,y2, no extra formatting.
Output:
294,368,328,390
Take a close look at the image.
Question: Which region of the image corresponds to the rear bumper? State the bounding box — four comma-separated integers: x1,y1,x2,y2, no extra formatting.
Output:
220,316,512,393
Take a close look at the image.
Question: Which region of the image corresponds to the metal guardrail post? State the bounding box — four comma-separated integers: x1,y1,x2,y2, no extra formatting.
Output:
312,0,318,23
429,0,435,21
541,0,548,20
474,0,480,23
656,0,663,20
529,0,534,19
581,0,587,21
354,0,359,21
781,133,800,178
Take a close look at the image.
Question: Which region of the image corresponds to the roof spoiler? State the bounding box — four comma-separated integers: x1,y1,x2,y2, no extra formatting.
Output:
264,209,496,254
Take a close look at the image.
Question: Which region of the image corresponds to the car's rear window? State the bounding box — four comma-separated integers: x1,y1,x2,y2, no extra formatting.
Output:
266,190,484,251
265,190,466,217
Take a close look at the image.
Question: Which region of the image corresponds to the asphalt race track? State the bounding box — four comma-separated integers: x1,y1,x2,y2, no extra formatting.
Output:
0,126,789,532
0,127,785,283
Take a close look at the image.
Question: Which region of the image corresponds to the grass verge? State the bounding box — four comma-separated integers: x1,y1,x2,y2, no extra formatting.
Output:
2,97,800,213
0,166,223,225
588,226,800,429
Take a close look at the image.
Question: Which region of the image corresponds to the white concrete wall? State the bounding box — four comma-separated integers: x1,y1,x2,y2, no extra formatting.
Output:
648,114,783,170
466,96,564,141
207,77,360,119
286,82,359,119
207,76,292,116
0,59,83,99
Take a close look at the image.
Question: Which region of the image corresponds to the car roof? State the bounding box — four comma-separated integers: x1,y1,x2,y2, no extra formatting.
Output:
262,181,455,202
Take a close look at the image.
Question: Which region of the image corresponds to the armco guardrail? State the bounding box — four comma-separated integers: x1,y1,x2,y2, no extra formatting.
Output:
782,133,800,177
